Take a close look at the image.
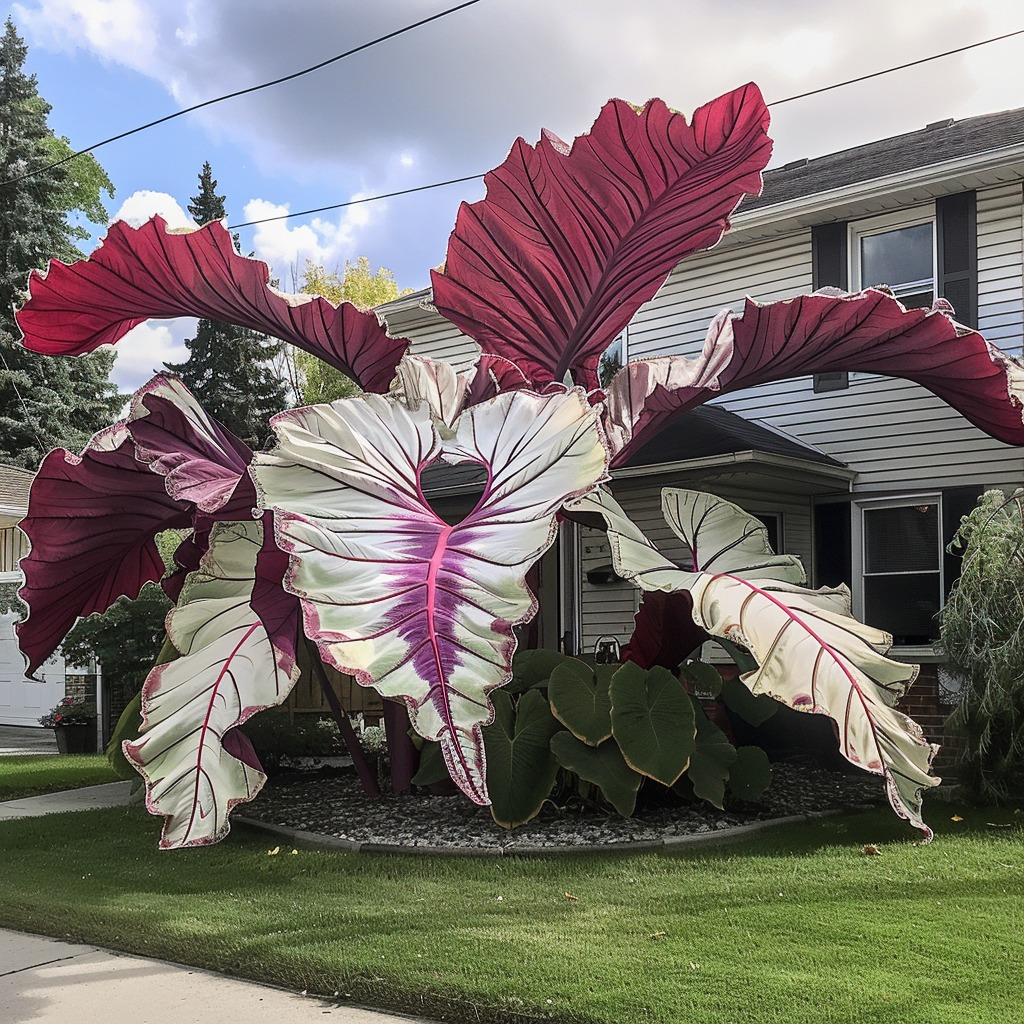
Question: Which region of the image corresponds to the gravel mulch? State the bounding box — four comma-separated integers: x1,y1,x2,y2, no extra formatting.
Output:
240,758,890,853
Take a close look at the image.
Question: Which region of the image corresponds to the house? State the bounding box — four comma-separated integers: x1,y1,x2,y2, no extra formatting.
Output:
0,463,70,727
374,105,1024,765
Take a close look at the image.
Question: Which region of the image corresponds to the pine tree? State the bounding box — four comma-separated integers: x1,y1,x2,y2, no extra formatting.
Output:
0,18,121,469
164,162,287,445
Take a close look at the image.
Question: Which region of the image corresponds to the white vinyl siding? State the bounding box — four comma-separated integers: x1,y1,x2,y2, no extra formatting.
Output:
628,233,813,361
977,183,1024,356
379,305,480,369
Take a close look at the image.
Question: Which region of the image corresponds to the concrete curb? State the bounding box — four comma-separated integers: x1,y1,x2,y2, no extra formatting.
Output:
233,808,846,857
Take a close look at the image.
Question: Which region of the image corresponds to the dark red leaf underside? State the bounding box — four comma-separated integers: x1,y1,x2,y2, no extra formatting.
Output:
622,590,710,671
17,217,408,393
17,426,191,675
432,84,771,391
613,291,1024,466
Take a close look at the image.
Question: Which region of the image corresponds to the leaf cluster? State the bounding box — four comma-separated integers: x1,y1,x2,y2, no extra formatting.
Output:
416,649,771,829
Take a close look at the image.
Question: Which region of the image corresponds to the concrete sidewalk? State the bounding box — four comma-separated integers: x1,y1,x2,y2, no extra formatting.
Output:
0,780,134,820
1,727,434,1024
1,930,432,1023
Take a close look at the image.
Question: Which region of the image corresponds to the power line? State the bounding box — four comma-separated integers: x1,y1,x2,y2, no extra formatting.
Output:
226,26,1024,231
0,0,484,189
766,27,1024,106
228,174,485,229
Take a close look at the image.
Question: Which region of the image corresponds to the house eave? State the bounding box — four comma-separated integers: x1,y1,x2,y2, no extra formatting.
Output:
611,449,856,492
732,143,1024,237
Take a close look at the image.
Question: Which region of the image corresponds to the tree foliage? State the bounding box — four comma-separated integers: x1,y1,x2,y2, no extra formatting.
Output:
939,490,1024,802
293,258,412,405
60,582,171,712
163,162,287,445
0,17,120,468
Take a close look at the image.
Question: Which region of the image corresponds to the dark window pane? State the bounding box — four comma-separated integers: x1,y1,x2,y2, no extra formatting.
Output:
897,288,934,310
752,513,780,553
860,222,933,292
864,504,938,573
863,573,940,643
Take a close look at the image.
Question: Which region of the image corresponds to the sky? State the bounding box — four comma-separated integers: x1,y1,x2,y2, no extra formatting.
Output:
7,0,1024,391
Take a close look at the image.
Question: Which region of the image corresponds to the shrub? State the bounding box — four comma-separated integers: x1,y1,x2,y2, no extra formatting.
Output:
939,489,1024,802
243,713,341,772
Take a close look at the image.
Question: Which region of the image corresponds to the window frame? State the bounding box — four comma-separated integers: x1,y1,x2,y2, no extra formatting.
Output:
848,207,937,305
851,492,944,650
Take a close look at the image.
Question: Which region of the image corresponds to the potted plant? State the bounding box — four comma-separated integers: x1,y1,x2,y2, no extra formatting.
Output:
40,696,98,754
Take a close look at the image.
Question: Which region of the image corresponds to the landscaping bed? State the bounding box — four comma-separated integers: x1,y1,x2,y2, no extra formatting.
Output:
242,757,890,851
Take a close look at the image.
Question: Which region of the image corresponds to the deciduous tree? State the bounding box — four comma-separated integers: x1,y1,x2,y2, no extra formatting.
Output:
293,258,411,404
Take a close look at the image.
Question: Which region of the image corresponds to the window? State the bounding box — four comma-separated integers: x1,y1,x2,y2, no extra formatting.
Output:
751,512,782,554
850,211,936,310
855,496,942,646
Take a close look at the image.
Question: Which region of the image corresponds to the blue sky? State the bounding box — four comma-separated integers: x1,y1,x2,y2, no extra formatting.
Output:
8,0,1024,390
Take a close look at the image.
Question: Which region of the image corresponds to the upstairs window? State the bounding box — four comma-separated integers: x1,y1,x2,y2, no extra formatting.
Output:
851,212,936,310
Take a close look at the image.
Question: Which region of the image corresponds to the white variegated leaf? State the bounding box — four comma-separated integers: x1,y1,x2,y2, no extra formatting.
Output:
124,520,301,849
254,383,608,804
660,489,805,582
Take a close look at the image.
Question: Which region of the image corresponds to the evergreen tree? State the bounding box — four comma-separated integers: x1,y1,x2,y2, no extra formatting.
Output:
164,161,287,445
0,18,121,469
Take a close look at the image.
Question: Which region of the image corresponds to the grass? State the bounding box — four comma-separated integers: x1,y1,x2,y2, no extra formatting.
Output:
1,798,1021,1023
0,753,119,800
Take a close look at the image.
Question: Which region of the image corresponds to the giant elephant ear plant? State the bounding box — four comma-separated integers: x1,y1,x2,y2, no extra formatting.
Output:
15,83,1024,847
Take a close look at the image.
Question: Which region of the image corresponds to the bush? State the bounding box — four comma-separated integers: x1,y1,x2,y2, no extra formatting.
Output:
243,712,341,772
939,489,1024,802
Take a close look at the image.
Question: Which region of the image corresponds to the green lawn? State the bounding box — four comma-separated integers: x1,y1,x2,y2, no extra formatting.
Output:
0,753,119,800
0,800,1021,1024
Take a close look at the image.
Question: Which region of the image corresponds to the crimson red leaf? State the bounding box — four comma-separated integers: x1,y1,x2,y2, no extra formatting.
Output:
18,376,256,674
18,424,190,675
432,85,771,392
609,290,1024,465
17,216,408,393
622,590,709,671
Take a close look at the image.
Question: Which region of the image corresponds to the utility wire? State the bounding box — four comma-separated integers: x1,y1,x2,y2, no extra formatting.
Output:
226,26,1024,230
766,27,1024,106
228,174,485,229
0,0,483,188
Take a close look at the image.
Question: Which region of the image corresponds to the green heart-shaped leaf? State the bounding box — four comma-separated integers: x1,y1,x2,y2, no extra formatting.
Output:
609,661,695,786
550,731,642,817
507,648,574,694
679,659,724,698
687,697,738,809
548,659,615,746
482,689,561,828
719,674,778,726
728,745,772,801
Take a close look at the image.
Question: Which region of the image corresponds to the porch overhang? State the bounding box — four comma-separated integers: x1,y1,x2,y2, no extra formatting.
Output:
611,448,854,496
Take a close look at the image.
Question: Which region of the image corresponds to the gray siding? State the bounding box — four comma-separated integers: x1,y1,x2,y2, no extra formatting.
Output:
379,304,480,370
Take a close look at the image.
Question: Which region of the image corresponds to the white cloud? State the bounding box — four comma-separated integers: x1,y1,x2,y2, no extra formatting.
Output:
109,320,194,393
110,190,191,229
13,0,158,65
244,193,382,286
